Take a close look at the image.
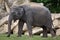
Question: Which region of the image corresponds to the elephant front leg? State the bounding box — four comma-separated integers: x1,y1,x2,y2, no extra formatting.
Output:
26,11,33,37
7,15,12,37
18,20,24,37
27,24,32,37
7,22,11,37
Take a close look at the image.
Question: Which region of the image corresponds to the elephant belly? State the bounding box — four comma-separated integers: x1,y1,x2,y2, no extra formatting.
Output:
32,16,48,27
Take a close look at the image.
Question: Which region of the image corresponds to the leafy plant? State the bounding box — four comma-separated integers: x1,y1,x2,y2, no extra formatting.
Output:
31,0,60,13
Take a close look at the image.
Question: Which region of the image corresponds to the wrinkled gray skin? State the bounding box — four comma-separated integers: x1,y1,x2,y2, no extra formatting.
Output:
7,5,56,37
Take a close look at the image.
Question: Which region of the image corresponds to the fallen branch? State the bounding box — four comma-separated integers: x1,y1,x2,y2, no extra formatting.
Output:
5,2,10,13
24,27,43,35
0,15,9,26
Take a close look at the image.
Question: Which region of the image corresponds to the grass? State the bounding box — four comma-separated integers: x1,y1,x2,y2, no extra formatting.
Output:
0,34,60,40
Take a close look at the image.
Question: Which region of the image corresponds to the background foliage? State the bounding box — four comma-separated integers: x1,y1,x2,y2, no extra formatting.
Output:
31,0,60,13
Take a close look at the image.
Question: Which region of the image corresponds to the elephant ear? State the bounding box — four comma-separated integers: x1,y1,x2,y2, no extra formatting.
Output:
20,7,25,14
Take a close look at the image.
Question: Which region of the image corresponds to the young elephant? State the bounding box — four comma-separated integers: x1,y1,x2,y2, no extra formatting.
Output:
7,5,56,37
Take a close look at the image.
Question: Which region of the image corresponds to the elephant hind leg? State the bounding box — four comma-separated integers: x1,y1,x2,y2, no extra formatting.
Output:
42,25,47,37
47,26,56,37
50,28,56,37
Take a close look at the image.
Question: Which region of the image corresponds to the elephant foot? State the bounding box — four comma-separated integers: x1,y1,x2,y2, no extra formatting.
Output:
42,35,48,38
28,34,33,37
7,35,10,37
51,29,56,37
29,35,33,37
52,34,56,37
42,36,47,38
17,35,22,37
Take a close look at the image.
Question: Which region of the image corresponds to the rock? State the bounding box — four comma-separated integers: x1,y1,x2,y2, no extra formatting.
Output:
51,14,60,20
53,18,60,29
51,14,60,29
40,33,51,37
56,29,60,36
0,15,9,26
13,26,18,34
23,23,28,32
3,24,8,32
53,19,59,28
24,27,43,36
0,24,8,34
0,25,4,34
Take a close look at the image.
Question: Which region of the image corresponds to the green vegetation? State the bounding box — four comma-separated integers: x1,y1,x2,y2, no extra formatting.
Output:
0,34,60,40
31,0,60,13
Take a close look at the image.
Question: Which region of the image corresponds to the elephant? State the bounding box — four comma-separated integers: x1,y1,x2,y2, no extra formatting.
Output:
7,4,56,37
